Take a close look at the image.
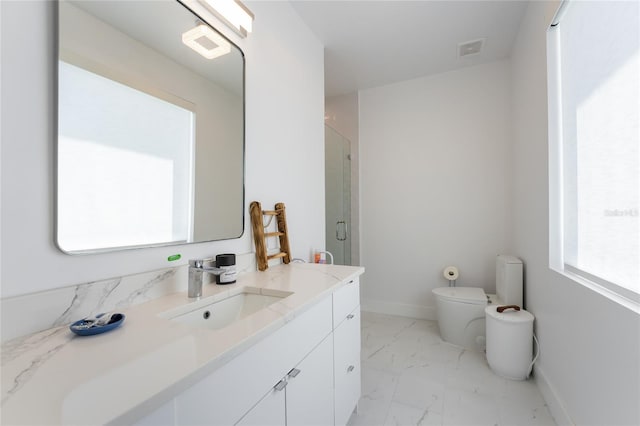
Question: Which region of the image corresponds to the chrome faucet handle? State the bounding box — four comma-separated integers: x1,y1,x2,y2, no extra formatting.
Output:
189,258,224,275
189,258,215,269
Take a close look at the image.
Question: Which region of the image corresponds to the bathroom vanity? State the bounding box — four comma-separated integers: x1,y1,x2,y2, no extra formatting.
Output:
0,263,364,425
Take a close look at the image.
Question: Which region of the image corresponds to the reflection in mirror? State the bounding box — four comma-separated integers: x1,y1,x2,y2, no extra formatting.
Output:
57,0,245,254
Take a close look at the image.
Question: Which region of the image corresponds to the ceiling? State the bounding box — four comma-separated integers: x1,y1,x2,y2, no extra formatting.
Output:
289,1,529,97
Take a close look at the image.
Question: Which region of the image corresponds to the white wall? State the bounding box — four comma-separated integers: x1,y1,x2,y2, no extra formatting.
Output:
359,61,513,318
325,93,360,266
0,0,325,298
511,2,640,425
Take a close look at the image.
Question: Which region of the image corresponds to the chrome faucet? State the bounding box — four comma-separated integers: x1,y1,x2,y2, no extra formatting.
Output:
188,258,224,299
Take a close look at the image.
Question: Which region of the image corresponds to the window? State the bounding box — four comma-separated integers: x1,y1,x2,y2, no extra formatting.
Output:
58,61,195,252
548,1,639,305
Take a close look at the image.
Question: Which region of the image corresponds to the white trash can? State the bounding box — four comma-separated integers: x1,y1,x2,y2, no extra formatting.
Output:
485,305,534,380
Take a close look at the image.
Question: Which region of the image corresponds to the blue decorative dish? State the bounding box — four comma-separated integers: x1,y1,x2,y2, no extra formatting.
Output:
69,313,125,336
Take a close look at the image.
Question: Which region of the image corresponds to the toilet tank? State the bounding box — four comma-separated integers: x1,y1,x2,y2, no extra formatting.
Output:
496,255,523,306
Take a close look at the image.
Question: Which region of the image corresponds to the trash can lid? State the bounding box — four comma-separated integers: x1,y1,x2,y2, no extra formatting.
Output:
485,305,534,323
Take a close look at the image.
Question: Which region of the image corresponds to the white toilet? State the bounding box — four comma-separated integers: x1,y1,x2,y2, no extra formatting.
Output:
432,255,523,350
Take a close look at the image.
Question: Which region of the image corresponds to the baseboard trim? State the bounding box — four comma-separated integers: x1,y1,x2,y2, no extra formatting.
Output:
361,298,437,321
534,365,574,426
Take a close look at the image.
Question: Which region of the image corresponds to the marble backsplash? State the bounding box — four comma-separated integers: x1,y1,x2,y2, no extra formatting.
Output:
0,253,256,344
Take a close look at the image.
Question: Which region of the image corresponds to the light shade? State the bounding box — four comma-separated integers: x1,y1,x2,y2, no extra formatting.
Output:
182,24,231,59
199,0,254,38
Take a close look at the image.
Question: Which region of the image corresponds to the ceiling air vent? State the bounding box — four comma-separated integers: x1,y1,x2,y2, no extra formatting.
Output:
458,38,484,58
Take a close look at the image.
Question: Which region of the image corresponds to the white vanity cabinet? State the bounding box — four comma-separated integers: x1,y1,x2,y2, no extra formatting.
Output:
132,275,362,426
0,265,366,426
174,296,333,426
332,278,361,426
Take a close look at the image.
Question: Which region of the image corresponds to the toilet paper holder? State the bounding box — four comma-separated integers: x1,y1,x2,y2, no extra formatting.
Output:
443,266,459,287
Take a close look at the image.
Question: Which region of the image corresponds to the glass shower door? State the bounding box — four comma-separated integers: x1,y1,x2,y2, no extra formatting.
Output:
325,125,351,265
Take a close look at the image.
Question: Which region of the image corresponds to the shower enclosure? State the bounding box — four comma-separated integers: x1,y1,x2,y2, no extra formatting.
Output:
325,125,351,265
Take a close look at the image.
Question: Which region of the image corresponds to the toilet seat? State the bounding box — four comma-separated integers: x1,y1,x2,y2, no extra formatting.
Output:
432,286,488,350
432,287,487,305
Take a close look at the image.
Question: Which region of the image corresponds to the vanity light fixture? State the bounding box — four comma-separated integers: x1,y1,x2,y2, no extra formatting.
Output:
197,0,254,38
182,23,231,59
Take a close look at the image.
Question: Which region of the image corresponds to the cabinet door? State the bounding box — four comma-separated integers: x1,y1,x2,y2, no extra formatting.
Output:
333,308,361,426
286,335,334,426
332,279,360,329
235,387,286,426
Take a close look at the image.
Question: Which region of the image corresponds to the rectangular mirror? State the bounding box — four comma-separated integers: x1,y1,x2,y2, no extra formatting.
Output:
56,0,245,254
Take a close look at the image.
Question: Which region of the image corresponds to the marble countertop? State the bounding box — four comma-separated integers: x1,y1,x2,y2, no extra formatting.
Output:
1,263,364,425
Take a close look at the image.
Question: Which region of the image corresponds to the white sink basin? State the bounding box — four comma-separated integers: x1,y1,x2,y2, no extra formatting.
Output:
161,288,293,331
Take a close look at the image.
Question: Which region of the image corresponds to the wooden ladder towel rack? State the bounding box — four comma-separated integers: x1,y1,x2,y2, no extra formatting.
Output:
250,201,291,271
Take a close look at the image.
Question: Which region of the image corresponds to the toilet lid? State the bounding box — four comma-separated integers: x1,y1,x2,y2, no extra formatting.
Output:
432,287,487,305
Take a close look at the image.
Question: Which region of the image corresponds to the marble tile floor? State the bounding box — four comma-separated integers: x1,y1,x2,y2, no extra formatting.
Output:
348,312,555,426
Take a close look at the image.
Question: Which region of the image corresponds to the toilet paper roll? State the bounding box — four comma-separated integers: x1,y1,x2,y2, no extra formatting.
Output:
443,266,459,281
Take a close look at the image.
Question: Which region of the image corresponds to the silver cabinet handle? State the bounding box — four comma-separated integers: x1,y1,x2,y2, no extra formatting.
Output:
347,365,355,373
274,379,287,391
288,368,301,378
346,314,355,320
